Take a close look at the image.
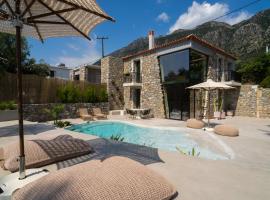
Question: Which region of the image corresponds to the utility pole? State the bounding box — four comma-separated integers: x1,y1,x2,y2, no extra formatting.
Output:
97,36,108,58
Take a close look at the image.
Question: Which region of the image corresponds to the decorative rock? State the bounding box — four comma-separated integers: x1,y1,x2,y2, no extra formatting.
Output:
186,118,205,129
214,124,239,137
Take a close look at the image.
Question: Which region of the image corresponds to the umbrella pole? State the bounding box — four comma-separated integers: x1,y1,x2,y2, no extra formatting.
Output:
207,90,210,128
15,2,26,180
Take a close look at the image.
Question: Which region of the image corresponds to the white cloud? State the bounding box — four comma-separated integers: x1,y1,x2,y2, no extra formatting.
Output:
53,39,101,68
156,12,170,23
67,43,80,51
169,1,252,33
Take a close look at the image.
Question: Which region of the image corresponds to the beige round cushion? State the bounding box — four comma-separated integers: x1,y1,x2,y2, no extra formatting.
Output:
186,119,205,129
214,125,239,137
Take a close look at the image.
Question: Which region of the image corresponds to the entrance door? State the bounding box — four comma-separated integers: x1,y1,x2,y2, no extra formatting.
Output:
164,83,190,120
133,89,141,109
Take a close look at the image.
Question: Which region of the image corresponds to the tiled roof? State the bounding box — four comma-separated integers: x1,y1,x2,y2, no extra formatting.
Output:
122,34,237,61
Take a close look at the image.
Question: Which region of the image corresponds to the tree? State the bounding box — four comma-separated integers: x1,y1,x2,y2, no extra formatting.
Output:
0,33,50,76
0,32,30,73
236,53,270,85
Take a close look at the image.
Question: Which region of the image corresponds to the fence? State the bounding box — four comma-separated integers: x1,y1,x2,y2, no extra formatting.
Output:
0,73,106,104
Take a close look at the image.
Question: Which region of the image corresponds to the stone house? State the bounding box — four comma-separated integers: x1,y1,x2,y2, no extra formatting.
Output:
101,31,241,119
49,64,72,80
70,64,101,84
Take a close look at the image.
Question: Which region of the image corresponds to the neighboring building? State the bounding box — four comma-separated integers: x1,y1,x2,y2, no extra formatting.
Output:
49,63,72,80
70,64,101,84
101,31,240,120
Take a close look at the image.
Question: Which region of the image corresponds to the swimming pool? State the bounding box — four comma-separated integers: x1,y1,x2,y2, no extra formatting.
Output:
67,121,229,160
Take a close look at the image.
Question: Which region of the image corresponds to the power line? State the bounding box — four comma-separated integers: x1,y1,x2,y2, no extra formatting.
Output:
212,0,262,22
97,36,109,58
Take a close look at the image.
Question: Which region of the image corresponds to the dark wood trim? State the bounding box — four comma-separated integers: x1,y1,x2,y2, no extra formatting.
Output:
21,0,36,17
3,0,15,16
29,20,67,25
38,0,91,41
57,0,115,22
23,0,44,42
25,7,78,21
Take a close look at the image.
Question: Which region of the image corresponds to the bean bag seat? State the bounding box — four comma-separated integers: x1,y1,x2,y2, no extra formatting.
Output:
214,125,239,137
186,118,205,129
12,156,178,200
0,135,93,172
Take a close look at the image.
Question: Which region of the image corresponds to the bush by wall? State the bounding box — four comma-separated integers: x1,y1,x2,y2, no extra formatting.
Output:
0,101,17,110
260,76,270,88
57,84,108,103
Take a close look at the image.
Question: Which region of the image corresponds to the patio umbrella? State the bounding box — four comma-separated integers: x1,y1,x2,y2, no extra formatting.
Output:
0,0,114,180
187,79,233,128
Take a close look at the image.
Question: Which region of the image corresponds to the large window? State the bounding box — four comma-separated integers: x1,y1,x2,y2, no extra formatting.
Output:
160,50,189,84
159,49,207,120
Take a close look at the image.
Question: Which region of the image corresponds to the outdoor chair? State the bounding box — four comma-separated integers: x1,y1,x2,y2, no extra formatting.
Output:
79,108,93,121
140,109,151,119
92,108,107,120
126,109,137,119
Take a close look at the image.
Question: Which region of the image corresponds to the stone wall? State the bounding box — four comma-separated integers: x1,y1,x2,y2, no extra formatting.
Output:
101,56,124,110
23,102,109,122
123,54,166,118
235,85,270,118
140,54,165,118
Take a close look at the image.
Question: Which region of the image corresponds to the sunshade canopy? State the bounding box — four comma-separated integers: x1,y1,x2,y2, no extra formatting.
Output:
0,0,114,41
187,79,234,90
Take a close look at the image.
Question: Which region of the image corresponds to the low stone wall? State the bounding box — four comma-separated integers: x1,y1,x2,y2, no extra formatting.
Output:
235,85,270,118
23,102,109,122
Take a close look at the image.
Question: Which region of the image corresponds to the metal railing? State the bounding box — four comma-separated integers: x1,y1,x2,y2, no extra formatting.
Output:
124,72,142,83
214,70,240,82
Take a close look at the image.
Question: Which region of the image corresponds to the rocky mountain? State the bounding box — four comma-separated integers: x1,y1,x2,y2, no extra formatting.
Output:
108,9,270,60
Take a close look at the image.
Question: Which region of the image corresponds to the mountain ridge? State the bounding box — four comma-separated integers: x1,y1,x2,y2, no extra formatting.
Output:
107,8,270,61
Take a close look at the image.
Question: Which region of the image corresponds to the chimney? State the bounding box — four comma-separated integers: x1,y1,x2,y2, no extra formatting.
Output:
148,30,155,50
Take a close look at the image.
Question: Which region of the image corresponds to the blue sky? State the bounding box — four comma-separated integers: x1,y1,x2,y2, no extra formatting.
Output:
28,0,270,68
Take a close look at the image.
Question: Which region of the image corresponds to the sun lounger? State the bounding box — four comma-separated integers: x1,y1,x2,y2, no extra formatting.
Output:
79,108,93,121
12,156,178,200
0,135,93,172
92,107,107,120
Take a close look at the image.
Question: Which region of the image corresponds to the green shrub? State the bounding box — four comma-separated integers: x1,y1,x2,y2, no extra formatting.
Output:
110,134,125,141
54,120,72,128
57,84,108,103
260,76,270,88
0,101,17,110
44,104,64,124
57,84,80,103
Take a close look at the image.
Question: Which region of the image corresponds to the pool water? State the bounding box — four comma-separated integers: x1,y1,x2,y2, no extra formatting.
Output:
67,121,228,160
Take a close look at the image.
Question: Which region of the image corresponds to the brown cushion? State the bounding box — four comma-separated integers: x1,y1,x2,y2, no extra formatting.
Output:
186,118,205,129
1,135,93,172
214,125,239,137
12,156,177,200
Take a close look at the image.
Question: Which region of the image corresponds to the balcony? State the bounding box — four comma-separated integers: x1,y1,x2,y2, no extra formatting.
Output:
123,72,142,87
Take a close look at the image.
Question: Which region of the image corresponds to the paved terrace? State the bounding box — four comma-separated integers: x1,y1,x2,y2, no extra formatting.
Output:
0,116,270,200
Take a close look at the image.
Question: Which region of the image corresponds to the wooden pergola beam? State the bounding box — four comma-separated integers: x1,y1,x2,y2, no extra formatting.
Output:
38,0,91,41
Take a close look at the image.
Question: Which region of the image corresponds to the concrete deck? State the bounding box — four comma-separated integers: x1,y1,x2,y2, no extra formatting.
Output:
0,116,270,200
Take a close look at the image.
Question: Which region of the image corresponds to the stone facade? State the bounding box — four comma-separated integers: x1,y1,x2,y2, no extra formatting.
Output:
123,53,165,118
101,56,124,110
23,103,109,122
235,85,270,118
70,65,101,84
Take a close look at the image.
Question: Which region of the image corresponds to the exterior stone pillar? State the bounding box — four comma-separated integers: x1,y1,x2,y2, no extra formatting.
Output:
101,56,124,110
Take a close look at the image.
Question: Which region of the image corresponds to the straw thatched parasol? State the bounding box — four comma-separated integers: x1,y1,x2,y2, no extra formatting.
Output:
0,0,114,179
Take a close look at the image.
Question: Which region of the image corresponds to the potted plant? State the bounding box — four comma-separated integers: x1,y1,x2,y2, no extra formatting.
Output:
0,101,18,122
226,104,234,117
